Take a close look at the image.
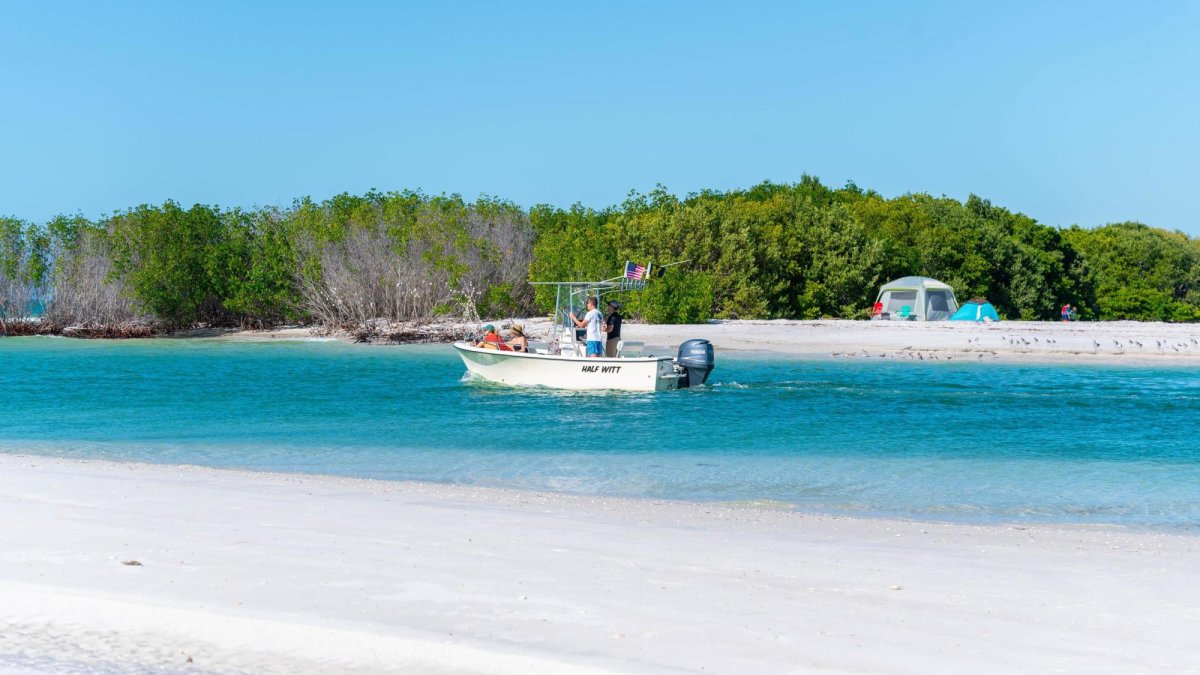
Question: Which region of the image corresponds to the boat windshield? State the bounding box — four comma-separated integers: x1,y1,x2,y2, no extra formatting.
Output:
532,277,644,355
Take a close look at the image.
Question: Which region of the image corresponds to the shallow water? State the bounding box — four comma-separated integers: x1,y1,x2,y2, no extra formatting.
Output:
2,337,1198,530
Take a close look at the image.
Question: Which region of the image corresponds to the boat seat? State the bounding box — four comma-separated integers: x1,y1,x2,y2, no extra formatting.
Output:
618,340,643,356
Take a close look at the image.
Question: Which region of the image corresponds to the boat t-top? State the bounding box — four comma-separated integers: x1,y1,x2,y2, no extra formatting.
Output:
453,265,714,392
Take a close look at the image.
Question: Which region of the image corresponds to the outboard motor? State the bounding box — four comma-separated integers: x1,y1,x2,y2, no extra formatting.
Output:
675,339,715,388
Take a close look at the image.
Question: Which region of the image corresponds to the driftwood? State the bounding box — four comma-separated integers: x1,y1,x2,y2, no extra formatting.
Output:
60,324,158,339
0,320,160,339
344,322,468,345
0,320,54,337
381,324,466,345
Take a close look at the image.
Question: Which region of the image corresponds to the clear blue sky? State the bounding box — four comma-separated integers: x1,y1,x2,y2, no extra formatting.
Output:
2,1,1198,233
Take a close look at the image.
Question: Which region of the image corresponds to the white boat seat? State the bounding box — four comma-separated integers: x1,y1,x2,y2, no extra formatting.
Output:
618,340,643,356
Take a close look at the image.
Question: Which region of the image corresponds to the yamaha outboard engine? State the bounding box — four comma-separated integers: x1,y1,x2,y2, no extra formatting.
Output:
675,339,715,388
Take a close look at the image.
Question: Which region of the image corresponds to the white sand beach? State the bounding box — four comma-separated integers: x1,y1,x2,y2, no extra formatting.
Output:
633,319,1200,363
2,454,1198,674
227,319,1200,365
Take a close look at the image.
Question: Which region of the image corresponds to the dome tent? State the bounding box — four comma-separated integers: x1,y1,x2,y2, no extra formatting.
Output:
872,276,958,321
950,298,1000,322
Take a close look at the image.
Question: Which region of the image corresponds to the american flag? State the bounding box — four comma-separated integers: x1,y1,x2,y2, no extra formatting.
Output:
624,261,646,280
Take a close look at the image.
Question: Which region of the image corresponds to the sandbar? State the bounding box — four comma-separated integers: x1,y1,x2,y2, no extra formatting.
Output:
1,454,1197,673
221,319,1200,365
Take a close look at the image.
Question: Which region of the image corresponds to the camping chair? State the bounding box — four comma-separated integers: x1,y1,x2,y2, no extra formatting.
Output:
896,305,912,320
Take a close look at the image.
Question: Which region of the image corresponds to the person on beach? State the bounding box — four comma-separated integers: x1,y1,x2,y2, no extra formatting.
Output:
1061,304,1072,322
603,299,622,358
475,324,510,350
569,297,604,357
508,324,529,352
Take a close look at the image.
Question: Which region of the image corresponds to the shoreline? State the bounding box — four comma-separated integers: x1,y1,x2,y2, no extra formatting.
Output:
5,447,1193,536
8,318,1200,366
222,319,1200,366
3,454,1198,673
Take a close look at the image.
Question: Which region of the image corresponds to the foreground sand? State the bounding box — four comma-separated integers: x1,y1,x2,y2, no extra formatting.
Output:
2,455,1197,674
225,319,1200,365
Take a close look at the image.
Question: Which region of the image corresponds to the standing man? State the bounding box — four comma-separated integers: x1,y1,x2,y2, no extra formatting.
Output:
603,299,622,357
569,296,604,358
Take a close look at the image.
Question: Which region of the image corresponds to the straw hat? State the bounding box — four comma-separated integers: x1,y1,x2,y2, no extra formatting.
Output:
510,324,525,336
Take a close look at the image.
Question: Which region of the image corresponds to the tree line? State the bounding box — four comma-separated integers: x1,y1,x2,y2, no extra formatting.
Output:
2,178,1199,335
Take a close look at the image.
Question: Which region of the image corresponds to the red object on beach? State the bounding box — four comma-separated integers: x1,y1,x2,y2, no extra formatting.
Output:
873,302,883,316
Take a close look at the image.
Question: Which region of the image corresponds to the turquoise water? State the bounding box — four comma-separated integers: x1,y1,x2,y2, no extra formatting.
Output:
2,337,1199,530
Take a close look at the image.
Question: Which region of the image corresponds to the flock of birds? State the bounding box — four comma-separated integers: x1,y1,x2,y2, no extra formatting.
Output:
830,349,978,361
1076,337,1200,353
831,334,1200,360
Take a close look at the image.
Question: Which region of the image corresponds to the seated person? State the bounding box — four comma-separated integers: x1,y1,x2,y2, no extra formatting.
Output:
475,324,510,350
508,324,529,352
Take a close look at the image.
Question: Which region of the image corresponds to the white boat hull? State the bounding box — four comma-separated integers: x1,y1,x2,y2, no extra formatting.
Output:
453,343,682,392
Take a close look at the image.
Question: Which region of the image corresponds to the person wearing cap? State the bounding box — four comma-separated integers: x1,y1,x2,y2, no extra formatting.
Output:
475,324,510,350
603,299,623,358
569,296,604,358
508,324,529,353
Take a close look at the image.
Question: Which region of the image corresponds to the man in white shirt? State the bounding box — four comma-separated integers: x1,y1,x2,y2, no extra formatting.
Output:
569,296,605,358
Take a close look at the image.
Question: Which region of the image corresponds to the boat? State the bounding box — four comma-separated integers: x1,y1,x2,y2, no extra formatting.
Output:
453,275,714,392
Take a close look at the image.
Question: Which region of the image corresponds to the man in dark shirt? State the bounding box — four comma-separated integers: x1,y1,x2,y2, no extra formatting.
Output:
603,300,622,357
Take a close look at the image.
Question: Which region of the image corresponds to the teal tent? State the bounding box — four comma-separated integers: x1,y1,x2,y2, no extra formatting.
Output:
950,298,1000,322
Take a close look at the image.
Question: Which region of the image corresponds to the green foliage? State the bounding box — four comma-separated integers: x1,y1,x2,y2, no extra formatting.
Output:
7,180,1200,330
104,202,230,326
0,217,29,282
0,216,51,318
1063,222,1200,321
636,270,714,323
212,209,304,326
528,178,1128,323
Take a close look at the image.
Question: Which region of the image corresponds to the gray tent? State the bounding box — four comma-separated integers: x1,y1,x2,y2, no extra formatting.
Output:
873,276,959,321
